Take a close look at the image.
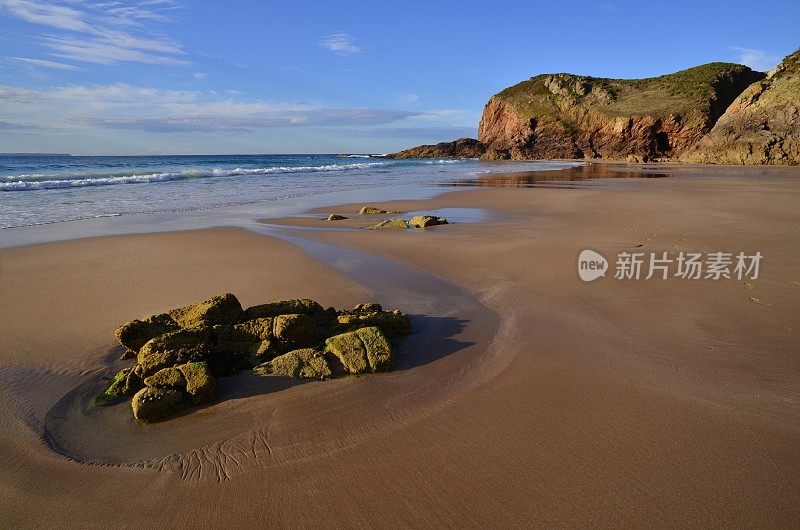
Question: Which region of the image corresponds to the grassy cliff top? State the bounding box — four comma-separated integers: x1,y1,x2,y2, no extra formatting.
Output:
767,48,800,82
494,62,763,120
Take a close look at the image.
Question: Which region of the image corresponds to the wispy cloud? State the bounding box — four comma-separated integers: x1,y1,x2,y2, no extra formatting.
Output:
732,47,781,71
0,0,187,65
193,71,207,80
319,32,362,55
0,83,422,133
8,56,83,70
346,126,477,139
0,0,88,31
0,119,40,133
398,93,420,105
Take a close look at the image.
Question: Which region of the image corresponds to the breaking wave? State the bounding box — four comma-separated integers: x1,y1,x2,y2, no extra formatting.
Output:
0,162,390,191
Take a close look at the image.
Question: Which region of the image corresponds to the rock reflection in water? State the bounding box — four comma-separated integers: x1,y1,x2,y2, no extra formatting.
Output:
442,163,670,188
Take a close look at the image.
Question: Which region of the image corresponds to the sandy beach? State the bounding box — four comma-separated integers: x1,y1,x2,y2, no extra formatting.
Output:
1,165,799,527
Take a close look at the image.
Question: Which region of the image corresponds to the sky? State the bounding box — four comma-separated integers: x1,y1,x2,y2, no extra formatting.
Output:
0,0,798,155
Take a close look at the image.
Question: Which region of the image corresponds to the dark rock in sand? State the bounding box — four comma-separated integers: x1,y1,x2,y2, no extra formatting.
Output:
143,366,186,389
115,313,179,351
177,361,218,405
326,214,348,221
168,292,243,329
336,308,412,335
99,293,412,423
215,318,273,347
324,326,393,374
273,313,316,347
131,387,184,423
245,298,325,319
359,206,388,215
365,219,408,230
408,215,449,229
253,348,332,380
137,326,211,376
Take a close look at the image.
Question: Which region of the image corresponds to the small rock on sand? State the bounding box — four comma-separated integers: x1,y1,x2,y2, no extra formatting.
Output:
365,219,409,230
359,206,387,215
408,215,448,228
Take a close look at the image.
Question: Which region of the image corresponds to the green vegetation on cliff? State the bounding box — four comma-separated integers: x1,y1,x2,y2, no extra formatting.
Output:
495,63,763,123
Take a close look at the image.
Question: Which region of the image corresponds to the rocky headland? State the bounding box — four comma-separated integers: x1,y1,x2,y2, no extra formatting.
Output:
680,49,800,164
386,47,799,165
383,137,485,159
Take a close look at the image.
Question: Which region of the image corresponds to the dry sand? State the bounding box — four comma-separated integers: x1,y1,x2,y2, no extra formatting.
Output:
1,165,799,527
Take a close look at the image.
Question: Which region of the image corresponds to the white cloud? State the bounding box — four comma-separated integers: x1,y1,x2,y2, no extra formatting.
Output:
0,83,422,132
410,108,482,125
732,47,781,71
9,56,83,70
0,0,89,31
319,32,362,55
0,0,187,65
398,93,420,105
193,71,207,80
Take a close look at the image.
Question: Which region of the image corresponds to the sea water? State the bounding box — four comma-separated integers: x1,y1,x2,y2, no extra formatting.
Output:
0,154,578,229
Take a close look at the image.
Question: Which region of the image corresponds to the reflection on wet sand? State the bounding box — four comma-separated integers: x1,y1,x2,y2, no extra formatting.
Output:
443,163,670,188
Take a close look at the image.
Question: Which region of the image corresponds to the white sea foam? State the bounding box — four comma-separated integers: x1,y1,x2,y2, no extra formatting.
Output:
422,159,467,164
0,162,389,191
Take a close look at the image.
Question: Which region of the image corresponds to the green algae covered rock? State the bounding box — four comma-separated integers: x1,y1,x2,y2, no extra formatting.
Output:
324,326,393,374
245,298,325,319
358,326,393,372
253,348,332,380
213,318,274,360
143,366,186,389
131,387,184,423
115,313,179,351
232,318,273,341
177,361,218,405
168,292,243,329
99,294,411,424
94,367,133,405
137,326,211,376
273,313,316,347
249,339,279,360
336,309,411,335
326,329,369,373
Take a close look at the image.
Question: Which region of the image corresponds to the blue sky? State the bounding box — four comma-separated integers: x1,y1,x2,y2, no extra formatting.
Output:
0,0,797,155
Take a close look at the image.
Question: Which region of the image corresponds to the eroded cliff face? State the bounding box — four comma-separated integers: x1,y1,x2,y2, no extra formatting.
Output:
478,64,765,161
681,49,800,165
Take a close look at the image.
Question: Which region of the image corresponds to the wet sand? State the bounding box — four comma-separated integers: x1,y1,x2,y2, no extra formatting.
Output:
1,165,799,527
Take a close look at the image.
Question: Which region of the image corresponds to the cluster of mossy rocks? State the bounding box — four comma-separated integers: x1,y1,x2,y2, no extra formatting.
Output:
96,293,411,423
325,205,449,230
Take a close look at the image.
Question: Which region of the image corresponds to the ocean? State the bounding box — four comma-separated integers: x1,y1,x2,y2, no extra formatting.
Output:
0,154,577,229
